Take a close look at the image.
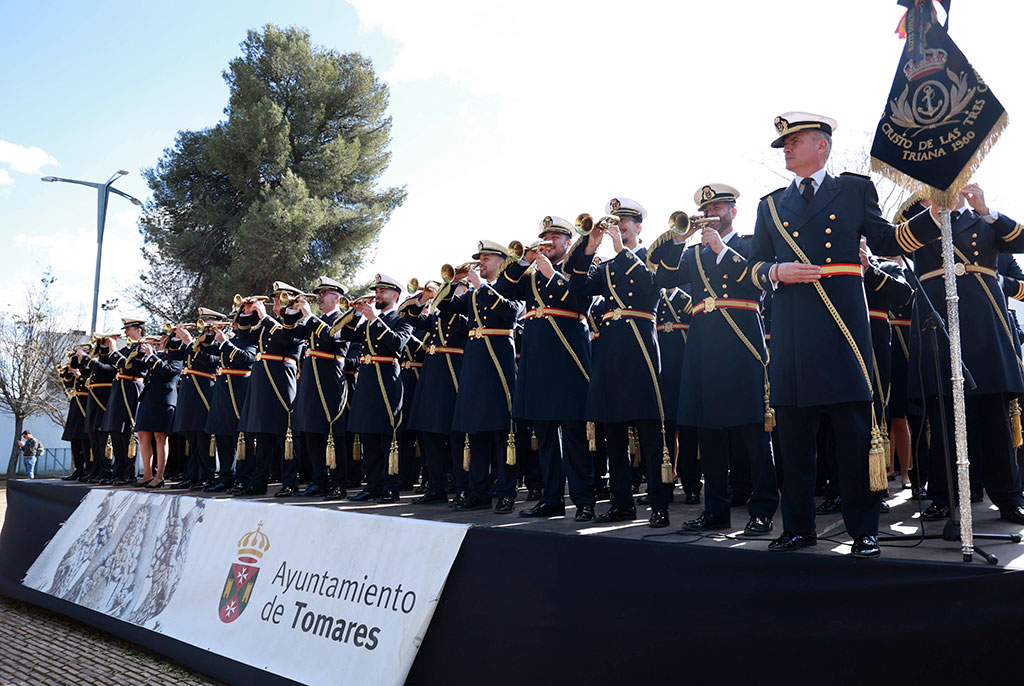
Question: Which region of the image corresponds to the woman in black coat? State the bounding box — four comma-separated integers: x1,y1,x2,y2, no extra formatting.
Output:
133,336,183,487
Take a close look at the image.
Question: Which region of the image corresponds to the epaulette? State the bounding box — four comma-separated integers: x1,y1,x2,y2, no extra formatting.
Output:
760,187,786,201
840,171,871,180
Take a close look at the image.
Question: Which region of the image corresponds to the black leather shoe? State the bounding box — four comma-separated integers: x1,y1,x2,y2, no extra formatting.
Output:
743,515,773,536
113,479,132,486
636,494,650,505
205,482,230,493
78,474,92,482
648,508,670,528
922,503,950,520
274,486,297,498
227,484,246,495
243,484,268,496
449,494,467,509
999,505,1024,525
348,490,377,502
816,495,841,514
377,490,400,503
574,504,595,522
98,478,115,486
169,480,192,490
525,488,542,501
188,482,207,491
494,496,515,514
413,483,429,494
62,471,83,481
412,492,447,504
880,501,890,513
911,486,928,500
594,505,637,522
454,498,490,511
680,512,731,531
519,502,565,517
326,486,348,500
684,492,701,505
851,535,881,559
768,531,817,551
303,484,329,497
594,485,611,499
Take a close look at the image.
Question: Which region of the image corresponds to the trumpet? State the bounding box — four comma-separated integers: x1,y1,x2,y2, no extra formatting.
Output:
668,211,721,242
508,239,553,260
407,277,443,295
196,318,231,330
440,261,480,283
574,213,618,237
233,293,269,310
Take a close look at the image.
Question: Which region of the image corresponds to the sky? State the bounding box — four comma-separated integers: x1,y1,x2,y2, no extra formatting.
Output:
2,0,1024,330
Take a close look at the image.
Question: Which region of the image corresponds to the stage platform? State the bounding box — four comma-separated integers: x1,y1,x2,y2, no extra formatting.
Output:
3,479,1024,685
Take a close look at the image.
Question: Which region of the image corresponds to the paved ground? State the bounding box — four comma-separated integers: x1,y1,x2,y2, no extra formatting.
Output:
0,482,221,686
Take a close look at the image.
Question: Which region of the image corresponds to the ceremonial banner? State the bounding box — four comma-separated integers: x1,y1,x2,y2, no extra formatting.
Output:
870,0,1007,205
22,490,469,686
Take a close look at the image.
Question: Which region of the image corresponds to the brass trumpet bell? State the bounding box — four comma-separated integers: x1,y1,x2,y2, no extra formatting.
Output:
509,239,554,259
575,213,594,236
407,278,420,295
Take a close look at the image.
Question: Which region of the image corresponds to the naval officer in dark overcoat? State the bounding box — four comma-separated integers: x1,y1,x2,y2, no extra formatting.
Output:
748,111,940,558
100,318,148,484
569,197,673,528
494,216,597,521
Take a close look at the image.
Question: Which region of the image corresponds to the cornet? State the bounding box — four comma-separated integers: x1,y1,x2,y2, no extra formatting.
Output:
440,261,480,283
574,213,618,237
508,239,553,260
668,211,721,243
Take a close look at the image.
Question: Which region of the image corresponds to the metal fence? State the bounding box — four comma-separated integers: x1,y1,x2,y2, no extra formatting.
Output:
11,447,71,478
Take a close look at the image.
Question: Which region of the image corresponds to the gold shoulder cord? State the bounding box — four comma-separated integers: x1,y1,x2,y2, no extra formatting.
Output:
766,196,886,490
693,247,775,431
529,269,589,382
366,318,402,474
471,288,517,466
603,261,673,483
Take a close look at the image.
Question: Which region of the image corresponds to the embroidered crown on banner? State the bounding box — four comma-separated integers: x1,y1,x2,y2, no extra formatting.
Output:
903,48,947,81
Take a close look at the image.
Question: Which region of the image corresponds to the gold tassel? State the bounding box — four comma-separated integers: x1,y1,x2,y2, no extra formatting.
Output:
236,433,246,461
586,421,596,452
505,431,516,466
463,435,471,471
387,438,400,475
128,434,137,459
415,440,422,458
868,423,888,492
1011,399,1023,448
764,393,776,432
105,436,113,460
327,434,337,469
284,430,294,461
209,434,216,458
530,430,538,452
185,440,190,456
660,437,673,484
628,427,639,467
353,435,362,462
881,421,891,463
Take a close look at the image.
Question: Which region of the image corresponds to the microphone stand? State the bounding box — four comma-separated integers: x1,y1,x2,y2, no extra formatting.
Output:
878,209,1021,563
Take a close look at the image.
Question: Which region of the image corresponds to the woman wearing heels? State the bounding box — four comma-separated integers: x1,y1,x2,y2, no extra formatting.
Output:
133,334,183,488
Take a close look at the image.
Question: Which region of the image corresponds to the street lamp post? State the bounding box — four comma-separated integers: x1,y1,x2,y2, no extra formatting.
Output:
41,171,143,333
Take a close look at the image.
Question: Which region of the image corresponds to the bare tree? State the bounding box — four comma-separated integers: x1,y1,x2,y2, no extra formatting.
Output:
0,272,80,478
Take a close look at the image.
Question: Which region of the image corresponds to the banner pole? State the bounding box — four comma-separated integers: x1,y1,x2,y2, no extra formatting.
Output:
939,206,974,560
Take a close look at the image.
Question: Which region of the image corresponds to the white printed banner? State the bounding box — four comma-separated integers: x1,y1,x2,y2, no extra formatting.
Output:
23,490,469,685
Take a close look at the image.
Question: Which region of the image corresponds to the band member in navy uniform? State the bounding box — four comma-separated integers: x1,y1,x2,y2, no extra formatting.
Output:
441,241,524,513
207,302,260,493
652,184,778,536
654,284,701,504
237,283,305,496
569,197,673,528
904,185,1024,524
338,274,413,503
78,334,118,482
168,313,221,489
134,333,183,488
290,277,350,498
396,325,425,490
402,280,470,505
59,349,91,481
748,112,940,558
495,216,597,521
586,297,611,496
100,318,147,485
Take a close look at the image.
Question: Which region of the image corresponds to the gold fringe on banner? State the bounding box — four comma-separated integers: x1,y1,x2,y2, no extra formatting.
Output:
284,430,294,461
463,435,471,471
505,431,516,466
326,434,336,469
388,438,400,475
870,111,1008,207
236,433,246,461
586,421,596,452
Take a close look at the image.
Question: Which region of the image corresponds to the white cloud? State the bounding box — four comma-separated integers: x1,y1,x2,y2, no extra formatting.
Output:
0,139,60,175
0,169,13,185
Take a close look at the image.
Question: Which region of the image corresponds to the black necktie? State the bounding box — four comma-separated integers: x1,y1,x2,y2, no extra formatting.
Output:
800,177,815,204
